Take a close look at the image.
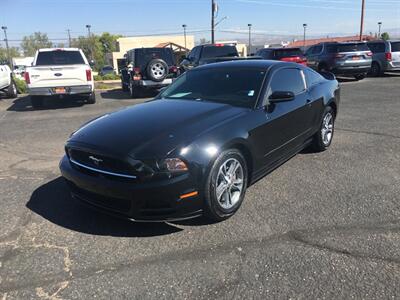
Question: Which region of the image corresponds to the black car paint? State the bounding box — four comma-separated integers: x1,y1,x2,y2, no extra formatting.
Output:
60,60,340,221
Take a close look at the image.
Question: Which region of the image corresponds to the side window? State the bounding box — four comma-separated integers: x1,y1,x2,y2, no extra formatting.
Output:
304,69,323,87
305,46,314,56
188,47,198,60
194,47,202,61
312,45,323,54
375,43,386,53
269,68,306,95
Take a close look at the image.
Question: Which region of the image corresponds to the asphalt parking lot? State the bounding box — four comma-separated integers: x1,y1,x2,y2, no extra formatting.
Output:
1,74,400,299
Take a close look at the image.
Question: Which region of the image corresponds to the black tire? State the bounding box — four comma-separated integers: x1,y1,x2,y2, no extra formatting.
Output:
7,79,18,98
204,149,248,222
129,82,143,98
146,59,168,82
31,96,44,109
354,74,366,81
370,62,382,77
311,106,335,152
86,92,96,104
122,81,129,92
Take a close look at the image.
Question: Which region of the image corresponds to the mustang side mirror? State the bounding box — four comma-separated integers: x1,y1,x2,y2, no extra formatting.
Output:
268,91,295,102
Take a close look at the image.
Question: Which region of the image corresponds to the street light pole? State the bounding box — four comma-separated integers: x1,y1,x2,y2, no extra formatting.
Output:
378,22,382,39
248,24,252,53
1,26,10,66
85,24,93,61
303,24,307,50
182,24,187,53
67,29,72,47
359,0,365,41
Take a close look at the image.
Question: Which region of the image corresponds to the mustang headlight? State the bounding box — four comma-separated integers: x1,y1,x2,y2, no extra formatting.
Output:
160,158,188,173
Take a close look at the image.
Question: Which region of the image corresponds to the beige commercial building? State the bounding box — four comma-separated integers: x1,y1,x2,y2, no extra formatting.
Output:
111,35,195,72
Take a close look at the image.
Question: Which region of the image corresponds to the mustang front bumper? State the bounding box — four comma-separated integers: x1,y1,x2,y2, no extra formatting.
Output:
59,155,203,222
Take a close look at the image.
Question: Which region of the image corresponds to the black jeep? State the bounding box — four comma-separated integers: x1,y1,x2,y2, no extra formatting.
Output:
121,48,179,98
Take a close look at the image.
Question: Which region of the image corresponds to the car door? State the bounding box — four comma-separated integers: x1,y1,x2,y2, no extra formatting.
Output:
251,67,311,168
307,45,323,70
0,65,8,89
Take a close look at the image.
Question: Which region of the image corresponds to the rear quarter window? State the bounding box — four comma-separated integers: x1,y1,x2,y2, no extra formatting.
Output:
201,46,238,58
390,42,400,52
35,51,85,66
135,49,175,66
304,69,323,86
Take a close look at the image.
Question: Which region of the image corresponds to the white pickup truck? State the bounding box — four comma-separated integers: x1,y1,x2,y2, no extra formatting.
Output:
0,64,18,98
25,48,95,108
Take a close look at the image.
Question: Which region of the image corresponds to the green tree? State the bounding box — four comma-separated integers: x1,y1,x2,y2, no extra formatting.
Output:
0,46,20,63
21,32,53,56
71,32,121,70
381,32,390,41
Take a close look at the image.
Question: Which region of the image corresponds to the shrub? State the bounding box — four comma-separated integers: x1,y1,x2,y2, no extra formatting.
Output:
94,73,120,81
14,77,27,94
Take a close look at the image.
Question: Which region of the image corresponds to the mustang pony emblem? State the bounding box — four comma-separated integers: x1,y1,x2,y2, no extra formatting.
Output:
88,156,103,166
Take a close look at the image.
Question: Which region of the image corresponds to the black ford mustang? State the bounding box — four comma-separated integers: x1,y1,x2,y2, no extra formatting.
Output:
60,60,340,222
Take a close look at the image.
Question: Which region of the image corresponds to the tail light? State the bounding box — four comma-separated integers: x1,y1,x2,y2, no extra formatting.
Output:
86,69,92,81
24,71,31,84
385,52,392,61
214,43,225,47
169,66,178,73
280,56,307,65
133,67,142,80
366,51,373,57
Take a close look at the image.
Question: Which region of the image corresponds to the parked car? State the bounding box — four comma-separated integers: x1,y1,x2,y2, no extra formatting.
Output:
180,43,239,71
60,60,340,222
99,65,115,76
0,64,18,98
25,48,95,108
367,40,400,76
305,42,372,80
255,47,307,65
120,48,179,98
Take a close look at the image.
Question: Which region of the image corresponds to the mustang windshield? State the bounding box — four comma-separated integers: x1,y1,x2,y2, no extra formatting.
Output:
161,68,266,108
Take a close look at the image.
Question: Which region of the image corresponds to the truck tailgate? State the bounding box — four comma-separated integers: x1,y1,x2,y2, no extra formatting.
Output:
28,65,89,88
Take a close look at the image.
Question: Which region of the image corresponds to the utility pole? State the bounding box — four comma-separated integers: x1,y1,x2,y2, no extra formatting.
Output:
303,23,307,50
182,24,187,53
86,24,93,61
359,0,365,41
67,29,72,47
211,0,216,44
1,26,10,66
248,24,252,53
378,22,382,39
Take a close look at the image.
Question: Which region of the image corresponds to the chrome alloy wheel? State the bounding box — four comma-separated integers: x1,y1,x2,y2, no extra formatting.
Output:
215,158,244,210
321,112,334,146
151,63,166,80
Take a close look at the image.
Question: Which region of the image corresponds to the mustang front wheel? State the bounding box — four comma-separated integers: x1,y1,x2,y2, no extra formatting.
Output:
204,149,248,222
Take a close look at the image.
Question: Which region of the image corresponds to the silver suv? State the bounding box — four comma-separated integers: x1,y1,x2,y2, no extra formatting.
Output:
367,40,400,76
305,42,372,80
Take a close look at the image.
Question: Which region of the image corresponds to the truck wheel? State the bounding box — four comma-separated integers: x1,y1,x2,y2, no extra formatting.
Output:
31,96,44,109
7,80,18,98
122,81,129,92
86,92,96,104
370,62,382,77
354,74,366,81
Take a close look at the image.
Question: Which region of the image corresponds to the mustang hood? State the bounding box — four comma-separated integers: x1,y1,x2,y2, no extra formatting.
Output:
68,99,246,158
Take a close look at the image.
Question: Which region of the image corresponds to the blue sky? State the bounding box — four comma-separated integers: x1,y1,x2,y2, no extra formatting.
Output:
1,0,399,46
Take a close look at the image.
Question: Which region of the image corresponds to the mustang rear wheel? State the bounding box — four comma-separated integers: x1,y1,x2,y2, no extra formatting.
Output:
204,149,248,222
311,106,335,152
